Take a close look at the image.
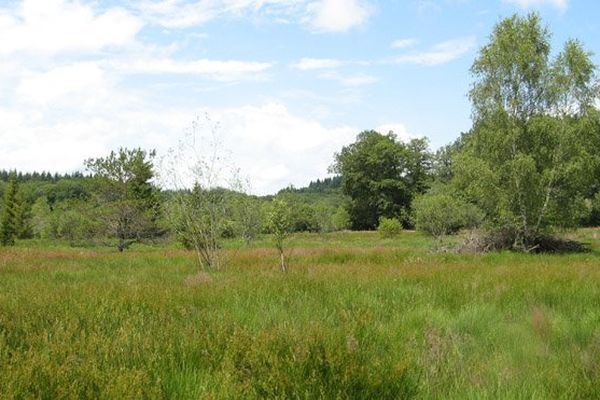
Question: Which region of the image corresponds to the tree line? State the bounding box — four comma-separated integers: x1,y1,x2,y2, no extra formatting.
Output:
0,149,350,252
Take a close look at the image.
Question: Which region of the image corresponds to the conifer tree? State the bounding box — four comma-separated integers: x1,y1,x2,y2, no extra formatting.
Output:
0,174,19,246
15,190,33,239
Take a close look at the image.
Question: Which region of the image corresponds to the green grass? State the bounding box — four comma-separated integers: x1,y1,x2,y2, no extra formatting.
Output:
1,230,600,398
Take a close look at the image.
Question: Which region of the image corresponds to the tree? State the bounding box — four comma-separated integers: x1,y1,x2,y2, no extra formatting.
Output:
454,13,600,249
162,115,245,271
52,199,99,244
14,190,32,239
413,191,483,241
432,134,467,184
170,185,227,269
31,196,53,239
331,130,432,230
232,194,264,245
268,199,293,272
0,174,19,246
331,205,351,231
85,148,162,251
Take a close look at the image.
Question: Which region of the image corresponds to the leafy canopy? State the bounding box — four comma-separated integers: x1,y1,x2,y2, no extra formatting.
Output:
332,130,431,230
85,148,162,251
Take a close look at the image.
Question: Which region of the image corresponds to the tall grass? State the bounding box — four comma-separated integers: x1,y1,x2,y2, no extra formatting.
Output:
1,230,600,398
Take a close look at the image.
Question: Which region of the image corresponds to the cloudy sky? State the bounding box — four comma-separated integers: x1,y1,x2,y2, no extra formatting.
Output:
0,0,598,194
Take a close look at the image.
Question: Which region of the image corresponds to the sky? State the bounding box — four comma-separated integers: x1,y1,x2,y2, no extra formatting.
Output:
0,0,598,194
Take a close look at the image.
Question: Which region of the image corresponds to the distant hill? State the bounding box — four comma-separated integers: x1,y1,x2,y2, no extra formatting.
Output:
277,176,341,195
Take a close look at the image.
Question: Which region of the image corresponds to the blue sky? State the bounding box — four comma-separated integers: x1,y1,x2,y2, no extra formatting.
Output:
0,0,598,193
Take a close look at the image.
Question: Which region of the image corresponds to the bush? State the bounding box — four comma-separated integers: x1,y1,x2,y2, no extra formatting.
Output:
413,193,482,239
377,217,402,238
332,206,351,231
581,192,600,227
457,229,590,254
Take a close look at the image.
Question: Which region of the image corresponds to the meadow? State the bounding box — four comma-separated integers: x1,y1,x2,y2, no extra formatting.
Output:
1,230,600,399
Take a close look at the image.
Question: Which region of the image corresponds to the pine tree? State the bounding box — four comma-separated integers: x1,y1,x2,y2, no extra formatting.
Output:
0,174,19,246
15,190,32,239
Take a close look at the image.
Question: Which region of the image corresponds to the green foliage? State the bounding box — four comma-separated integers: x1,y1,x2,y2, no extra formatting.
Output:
31,197,53,239
432,135,467,184
413,191,483,239
0,174,31,244
53,200,101,244
278,176,342,195
267,199,294,271
454,13,600,249
582,192,600,227
231,195,264,244
169,186,227,270
332,205,351,231
85,148,162,251
377,217,402,238
312,203,351,233
291,203,319,233
332,130,432,230
275,188,348,233
0,174,19,246
14,190,33,240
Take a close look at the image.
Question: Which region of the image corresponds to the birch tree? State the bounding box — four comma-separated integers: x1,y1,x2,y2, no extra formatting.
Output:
455,13,600,249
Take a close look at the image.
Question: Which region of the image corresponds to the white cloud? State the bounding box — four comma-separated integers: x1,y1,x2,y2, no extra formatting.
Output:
201,103,357,192
0,97,194,178
112,58,273,81
503,0,568,11
292,58,344,70
391,38,418,49
16,63,108,105
135,0,213,28
0,0,142,56
393,36,476,66
136,0,373,32
318,71,378,87
136,0,293,28
305,0,372,32
375,123,417,143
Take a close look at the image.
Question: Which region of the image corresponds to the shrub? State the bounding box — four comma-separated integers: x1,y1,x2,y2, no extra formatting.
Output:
413,193,482,239
332,206,351,231
377,217,402,238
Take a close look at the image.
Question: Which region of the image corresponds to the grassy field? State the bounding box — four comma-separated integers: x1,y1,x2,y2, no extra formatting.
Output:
1,230,600,399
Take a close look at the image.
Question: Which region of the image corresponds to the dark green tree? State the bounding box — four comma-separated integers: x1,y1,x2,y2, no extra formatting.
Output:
0,174,20,246
331,130,432,230
15,190,32,239
85,148,162,251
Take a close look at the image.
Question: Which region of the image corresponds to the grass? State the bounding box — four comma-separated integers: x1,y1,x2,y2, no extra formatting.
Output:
1,230,600,398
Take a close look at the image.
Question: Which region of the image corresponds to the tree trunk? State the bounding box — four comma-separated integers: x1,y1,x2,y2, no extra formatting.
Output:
279,250,286,272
